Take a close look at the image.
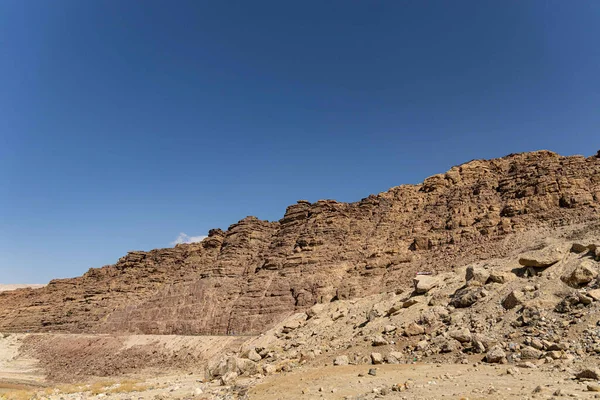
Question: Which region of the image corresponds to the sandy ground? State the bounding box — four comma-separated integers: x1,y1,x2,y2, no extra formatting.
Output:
0,334,44,395
248,363,600,400
3,332,600,399
4,361,599,400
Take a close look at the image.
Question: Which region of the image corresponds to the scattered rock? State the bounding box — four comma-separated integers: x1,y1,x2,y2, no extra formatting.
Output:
451,286,488,308
245,348,262,362
588,384,600,392
220,371,238,386
502,290,526,310
466,265,490,285
587,289,600,301
517,362,538,369
485,345,506,364
520,346,542,359
386,352,403,364
263,364,276,375
370,352,383,365
519,246,566,268
448,328,472,343
576,368,600,380
563,260,598,287
372,335,389,346
333,355,349,366
404,322,425,336
413,275,440,294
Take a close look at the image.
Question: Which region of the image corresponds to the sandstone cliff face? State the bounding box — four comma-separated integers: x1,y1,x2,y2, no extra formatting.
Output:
1,151,599,335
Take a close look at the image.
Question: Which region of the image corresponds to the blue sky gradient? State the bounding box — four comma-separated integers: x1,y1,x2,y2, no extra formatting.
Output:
1,1,599,283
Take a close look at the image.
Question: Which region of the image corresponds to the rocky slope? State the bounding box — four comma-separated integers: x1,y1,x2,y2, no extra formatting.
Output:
1,150,599,335
7,225,600,399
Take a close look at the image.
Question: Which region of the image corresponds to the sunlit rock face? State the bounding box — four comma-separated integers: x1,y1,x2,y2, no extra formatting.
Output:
0,150,599,335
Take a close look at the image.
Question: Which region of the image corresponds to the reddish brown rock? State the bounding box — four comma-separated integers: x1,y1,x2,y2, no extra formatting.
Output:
0,150,599,335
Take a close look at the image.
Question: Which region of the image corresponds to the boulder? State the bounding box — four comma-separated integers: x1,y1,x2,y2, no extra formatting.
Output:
402,298,424,309
282,313,307,333
546,350,563,359
562,260,598,287
220,371,238,386
370,352,384,365
237,358,259,376
245,348,262,362
263,364,277,375
386,352,403,364
576,368,600,380
466,265,490,285
488,271,513,284
519,246,566,268
520,346,542,359
502,290,526,310
307,303,326,319
333,355,349,366
372,335,389,346
451,286,488,308
448,328,472,343
413,275,440,294
440,339,461,353
587,289,600,301
485,345,506,363
530,338,544,350
404,322,425,336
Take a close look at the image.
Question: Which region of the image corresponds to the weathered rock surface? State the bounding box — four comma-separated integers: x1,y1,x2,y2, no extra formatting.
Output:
413,275,440,294
1,150,599,335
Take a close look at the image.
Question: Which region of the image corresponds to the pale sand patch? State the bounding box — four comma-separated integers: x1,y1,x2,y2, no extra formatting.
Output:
0,284,45,292
0,333,44,388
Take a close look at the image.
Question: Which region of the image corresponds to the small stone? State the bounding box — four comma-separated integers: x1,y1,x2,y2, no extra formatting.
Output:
368,368,377,376
517,362,537,369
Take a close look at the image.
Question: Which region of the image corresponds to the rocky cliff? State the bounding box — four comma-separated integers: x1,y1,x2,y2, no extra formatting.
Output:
1,150,599,335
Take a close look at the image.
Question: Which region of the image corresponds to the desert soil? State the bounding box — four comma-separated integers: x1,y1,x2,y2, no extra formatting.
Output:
249,362,599,400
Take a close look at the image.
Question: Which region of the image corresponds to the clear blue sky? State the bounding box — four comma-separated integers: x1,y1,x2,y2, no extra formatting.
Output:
1,1,599,283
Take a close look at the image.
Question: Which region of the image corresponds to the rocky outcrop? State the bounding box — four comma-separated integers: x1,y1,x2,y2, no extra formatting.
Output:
0,150,599,335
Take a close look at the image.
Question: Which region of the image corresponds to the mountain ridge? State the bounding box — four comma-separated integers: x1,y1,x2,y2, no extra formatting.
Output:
1,150,599,335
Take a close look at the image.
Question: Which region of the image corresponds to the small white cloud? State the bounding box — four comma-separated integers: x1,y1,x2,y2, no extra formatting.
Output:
171,232,207,246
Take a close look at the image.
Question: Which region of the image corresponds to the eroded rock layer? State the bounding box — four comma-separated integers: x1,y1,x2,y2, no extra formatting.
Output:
1,150,599,335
